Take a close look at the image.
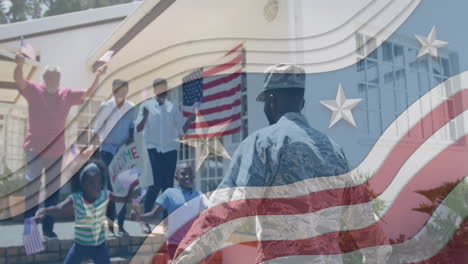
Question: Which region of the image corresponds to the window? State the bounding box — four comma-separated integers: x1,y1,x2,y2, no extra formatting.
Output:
176,53,249,192
0,109,27,172
233,77,249,144
356,33,459,142
75,99,102,149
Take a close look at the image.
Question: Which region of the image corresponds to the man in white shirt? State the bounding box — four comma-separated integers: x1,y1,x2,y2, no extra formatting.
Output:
91,79,135,236
135,78,195,233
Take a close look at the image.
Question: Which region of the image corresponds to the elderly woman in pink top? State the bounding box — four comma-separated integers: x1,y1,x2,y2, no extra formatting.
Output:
14,53,107,240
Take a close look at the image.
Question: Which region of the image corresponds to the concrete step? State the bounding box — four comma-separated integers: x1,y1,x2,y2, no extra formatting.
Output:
49,256,131,264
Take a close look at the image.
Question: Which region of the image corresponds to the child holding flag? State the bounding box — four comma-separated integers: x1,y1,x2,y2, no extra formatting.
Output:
35,160,138,264
131,163,208,260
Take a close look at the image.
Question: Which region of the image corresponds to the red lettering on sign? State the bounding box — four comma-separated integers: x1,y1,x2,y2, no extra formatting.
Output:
131,147,140,159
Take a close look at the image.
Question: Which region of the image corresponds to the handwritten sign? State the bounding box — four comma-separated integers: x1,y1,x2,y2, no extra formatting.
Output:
108,145,140,182
108,131,153,214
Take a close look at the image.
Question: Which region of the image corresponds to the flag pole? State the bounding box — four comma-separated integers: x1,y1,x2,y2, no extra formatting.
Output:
19,36,25,55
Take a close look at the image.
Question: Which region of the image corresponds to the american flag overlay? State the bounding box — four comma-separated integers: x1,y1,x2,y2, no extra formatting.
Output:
23,217,45,256
128,1,468,263
139,74,468,263
3,0,468,263
182,44,244,139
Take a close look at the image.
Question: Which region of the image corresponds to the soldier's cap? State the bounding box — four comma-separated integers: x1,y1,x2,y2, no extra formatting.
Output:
256,64,306,102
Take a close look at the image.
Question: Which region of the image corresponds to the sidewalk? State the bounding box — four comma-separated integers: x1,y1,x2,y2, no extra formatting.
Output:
0,220,170,264
0,220,252,263
0,220,148,247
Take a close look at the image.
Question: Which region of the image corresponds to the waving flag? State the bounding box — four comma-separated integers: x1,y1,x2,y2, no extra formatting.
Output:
157,75,468,264
23,217,45,255
124,1,468,264
64,144,79,167
98,50,114,63
20,38,36,61
132,187,147,207
182,44,244,139
3,0,467,263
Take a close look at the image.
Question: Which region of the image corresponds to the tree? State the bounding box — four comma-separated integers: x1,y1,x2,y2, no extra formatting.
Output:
6,0,31,23
30,0,44,19
44,0,135,17
1,0,48,23
0,0,138,24
411,180,468,263
0,0,9,23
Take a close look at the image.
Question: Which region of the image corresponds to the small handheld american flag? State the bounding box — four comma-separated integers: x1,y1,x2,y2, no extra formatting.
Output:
20,38,36,61
64,144,79,166
23,217,45,255
117,167,139,192
98,50,114,63
132,187,147,207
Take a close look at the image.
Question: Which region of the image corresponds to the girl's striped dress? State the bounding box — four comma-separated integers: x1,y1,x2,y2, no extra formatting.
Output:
70,190,109,246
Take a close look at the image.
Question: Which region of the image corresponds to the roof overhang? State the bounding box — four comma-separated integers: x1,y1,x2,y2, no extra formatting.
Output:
0,3,140,44
88,0,421,102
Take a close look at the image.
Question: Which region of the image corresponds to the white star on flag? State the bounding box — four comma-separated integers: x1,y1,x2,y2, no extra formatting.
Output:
320,83,362,128
415,26,448,59
178,115,231,171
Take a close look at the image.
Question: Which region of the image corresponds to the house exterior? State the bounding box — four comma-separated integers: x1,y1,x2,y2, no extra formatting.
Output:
0,0,466,262
0,0,464,202
0,2,140,174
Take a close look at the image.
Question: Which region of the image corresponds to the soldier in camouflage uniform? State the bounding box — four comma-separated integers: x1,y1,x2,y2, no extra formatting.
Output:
174,64,391,264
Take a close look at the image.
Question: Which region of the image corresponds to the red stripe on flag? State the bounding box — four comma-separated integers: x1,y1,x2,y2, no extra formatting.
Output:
203,84,241,103
192,135,468,263
185,100,241,116
182,43,243,139
169,89,468,260
224,43,244,57
204,70,242,90
183,127,241,139
203,55,242,78
187,113,242,129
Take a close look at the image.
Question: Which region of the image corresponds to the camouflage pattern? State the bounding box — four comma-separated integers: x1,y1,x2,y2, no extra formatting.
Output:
218,112,350,188
174,112,392,264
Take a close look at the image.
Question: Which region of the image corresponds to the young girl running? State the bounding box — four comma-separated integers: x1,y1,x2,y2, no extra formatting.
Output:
36,160,138,264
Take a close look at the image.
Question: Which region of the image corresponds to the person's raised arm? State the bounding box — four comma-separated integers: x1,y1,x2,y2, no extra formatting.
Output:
35,197,73,221
83,64,107,99
126,126,135,145
14,54,26,90
182,113,196,134
126,108,136,145
136,107,149,133
174,105,195,134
